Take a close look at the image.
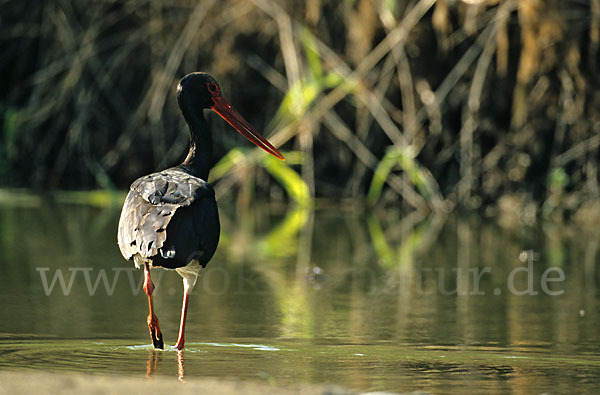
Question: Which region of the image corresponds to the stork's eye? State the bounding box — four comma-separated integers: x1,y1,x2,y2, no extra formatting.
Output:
207,82,219,95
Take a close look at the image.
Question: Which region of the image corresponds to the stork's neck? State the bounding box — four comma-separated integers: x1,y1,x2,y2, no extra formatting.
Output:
180,110,212,181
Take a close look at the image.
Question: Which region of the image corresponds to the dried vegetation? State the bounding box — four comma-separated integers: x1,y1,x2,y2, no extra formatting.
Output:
0,0,598,220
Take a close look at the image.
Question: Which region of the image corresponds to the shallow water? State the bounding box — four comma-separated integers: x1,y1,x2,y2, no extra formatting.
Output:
1,200,599,393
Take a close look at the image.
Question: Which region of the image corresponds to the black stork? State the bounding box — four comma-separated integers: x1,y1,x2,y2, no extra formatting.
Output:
117,72,284,350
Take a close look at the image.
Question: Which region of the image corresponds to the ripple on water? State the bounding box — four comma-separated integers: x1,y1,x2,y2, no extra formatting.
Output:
195,342,280,351
123,342,279,352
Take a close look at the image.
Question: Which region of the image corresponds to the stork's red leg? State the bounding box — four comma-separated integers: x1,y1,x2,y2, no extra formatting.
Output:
175,286,191,350
143,263,164,349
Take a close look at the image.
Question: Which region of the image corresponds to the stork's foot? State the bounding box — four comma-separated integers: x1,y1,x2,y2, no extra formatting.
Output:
147,314,164,349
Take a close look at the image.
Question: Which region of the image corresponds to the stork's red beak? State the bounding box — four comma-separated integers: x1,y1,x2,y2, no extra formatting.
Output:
211,96,285,160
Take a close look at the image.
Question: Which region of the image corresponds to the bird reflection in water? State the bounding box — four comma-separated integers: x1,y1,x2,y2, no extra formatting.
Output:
177,351,185,382
145,349,186,382
145,350,160,378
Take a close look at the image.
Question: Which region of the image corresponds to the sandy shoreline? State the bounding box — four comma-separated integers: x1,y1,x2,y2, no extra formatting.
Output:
0,370,353,395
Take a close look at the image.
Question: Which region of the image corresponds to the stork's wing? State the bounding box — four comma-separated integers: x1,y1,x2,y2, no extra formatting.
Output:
117,168,219,268
154,197,219,268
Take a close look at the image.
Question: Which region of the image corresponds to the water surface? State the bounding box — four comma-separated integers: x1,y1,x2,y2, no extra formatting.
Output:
1,200,599,393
